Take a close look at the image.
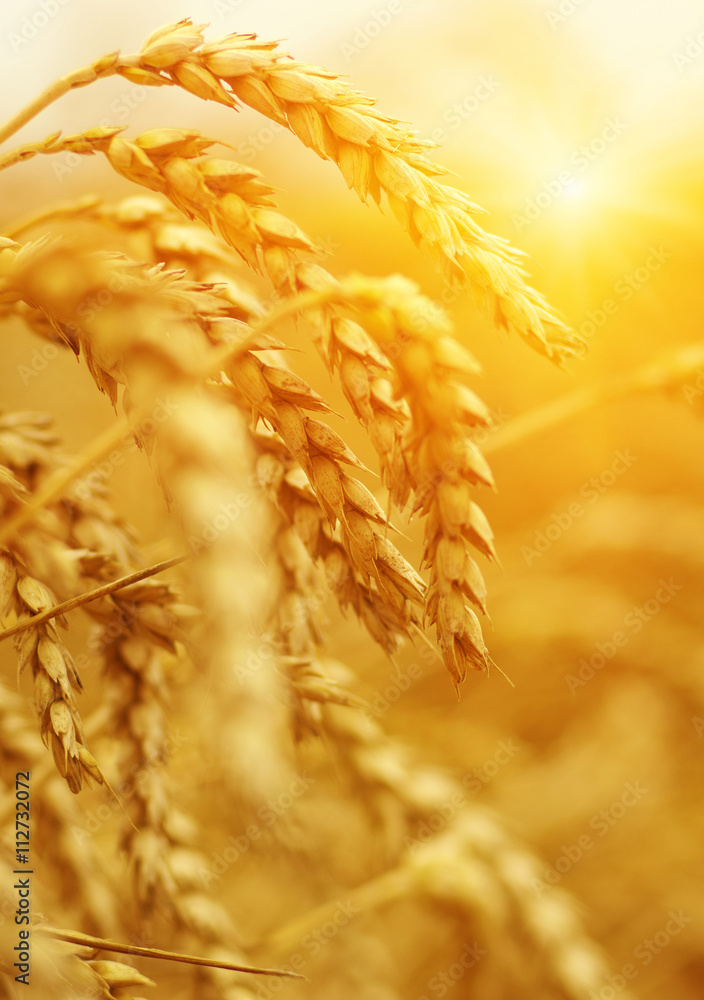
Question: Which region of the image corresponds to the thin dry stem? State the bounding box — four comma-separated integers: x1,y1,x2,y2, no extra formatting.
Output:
0,52,121,145
40,927,304,979
0,554,187,643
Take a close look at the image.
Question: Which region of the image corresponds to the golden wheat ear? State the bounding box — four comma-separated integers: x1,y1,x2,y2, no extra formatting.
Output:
3,152,495,687
74,130,498,684
0,13,581,692
122,20,584,366
260,704,616,1000
0,20,581,366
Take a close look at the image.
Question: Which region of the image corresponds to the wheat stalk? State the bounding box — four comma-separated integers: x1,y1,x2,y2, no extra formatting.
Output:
0,125,125,173
24,191,417,512
486,340,704,454
0,21,584,691
1,235,288,798
2,193,428,673
1,201,449,673
0,410,182,795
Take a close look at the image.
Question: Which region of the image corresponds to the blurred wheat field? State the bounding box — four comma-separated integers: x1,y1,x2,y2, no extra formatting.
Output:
1,3,703,999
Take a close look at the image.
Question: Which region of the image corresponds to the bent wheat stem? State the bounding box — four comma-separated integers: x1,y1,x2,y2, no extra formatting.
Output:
0,55,120,146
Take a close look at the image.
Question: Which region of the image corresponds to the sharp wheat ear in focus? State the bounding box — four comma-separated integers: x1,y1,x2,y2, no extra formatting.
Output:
8,17,684,1000
0,20,586,685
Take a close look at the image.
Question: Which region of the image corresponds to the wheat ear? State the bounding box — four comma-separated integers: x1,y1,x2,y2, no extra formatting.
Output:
0,20,580,364
85,133,495,682
0,678,119,934
1,238,294,810
267,704,621,1000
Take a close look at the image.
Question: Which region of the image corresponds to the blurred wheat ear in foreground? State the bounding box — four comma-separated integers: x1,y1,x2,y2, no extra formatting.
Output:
9,16,701,1000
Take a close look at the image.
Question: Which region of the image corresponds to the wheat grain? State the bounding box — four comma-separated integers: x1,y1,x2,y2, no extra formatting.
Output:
0,237,287,779
309,274,497,683
103,20,583,365
0,31,584,690
2,241,426,672
0,555,103,793
3,145,489,684
78,134,493,680
28,188,417,512
0,410,293,997
253,428,423,657
0,680,119,935
45,192,416,513
88,135,416,512
0,124,497,683
0,410,173,795
0,125,125,174
2,186,435,663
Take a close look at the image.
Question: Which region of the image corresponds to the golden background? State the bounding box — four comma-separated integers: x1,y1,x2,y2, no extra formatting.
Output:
1,1,703,998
